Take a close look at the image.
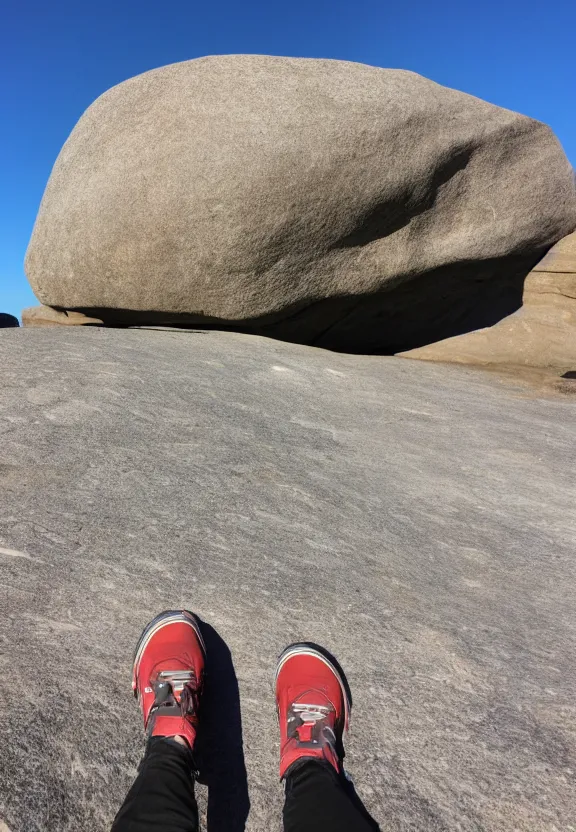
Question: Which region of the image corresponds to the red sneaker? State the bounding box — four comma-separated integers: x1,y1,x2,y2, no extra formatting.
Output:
275,642,352,779
132,610,206,750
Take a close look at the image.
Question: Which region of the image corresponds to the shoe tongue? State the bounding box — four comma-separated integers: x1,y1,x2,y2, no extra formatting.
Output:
296,722,315,742
154,680,176,705
290,697,335,732
152,668,196,706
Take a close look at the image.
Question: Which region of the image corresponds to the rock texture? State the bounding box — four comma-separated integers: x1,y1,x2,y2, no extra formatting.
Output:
25,55,576,352
401,230,576,369
0,313,18,328
1,327,576,831
21,305,104,327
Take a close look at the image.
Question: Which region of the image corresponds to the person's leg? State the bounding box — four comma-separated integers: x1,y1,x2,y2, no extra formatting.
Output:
276,643,379,832
111,737,198,832
111,610,207,832
283,760,377,832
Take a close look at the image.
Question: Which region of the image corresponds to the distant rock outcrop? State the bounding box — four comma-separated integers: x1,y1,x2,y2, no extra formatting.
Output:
24,55,576,352
400,231,576,369
0,313,19,328
21,306,103,327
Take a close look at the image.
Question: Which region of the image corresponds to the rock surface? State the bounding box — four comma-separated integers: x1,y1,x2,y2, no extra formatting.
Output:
0,313,19,328
1,327,575,831
25,55,576,352
21,305,104,327
401,231,576,369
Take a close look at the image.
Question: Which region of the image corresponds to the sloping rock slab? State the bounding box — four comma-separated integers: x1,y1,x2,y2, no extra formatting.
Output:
1,327,575,831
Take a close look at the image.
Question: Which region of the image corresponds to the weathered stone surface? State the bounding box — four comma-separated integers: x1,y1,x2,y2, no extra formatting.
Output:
1,327,575,831
25,55,576,352
0,313,18,328
21,305,104,327
400,231,576,369
533,227,576,273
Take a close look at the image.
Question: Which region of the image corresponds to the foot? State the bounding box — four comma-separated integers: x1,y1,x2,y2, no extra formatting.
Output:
275,642,351,779
132,610,206,750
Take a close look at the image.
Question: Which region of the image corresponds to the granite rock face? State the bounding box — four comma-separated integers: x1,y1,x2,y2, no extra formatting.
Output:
21,306,104,327
401,231,576,369
25,55,576,351
1,327,576,831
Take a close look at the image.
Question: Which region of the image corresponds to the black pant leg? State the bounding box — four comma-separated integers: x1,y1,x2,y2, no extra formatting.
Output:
283,760,379,832
111,737,199,832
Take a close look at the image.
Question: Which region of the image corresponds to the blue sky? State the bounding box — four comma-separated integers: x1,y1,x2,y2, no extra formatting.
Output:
2,0,574,321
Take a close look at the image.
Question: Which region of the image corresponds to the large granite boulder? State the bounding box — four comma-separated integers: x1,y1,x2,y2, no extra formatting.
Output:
25,55,576,351
400,231,576,369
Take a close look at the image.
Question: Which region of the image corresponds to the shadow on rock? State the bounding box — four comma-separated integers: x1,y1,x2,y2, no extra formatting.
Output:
194,620,250,832
63,253,540,355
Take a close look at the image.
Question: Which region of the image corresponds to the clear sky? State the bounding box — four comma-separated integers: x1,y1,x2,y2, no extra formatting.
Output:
1,0,574,321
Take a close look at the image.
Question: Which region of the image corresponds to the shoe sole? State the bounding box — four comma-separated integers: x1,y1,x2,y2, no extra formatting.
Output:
275,641,352,730
132,609,206,695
